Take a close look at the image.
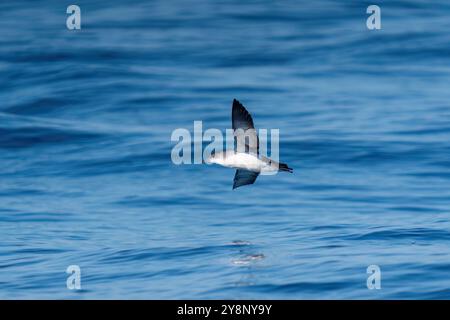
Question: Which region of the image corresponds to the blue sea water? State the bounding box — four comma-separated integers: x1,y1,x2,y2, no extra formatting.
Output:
1,0,450,299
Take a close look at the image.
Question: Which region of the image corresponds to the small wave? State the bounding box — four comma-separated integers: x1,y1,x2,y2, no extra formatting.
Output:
231,254,265,266
333,228,450,242
0,126,103,149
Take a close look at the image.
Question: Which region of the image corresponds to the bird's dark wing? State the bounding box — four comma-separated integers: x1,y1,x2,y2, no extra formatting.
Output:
233,169,259,189
232,99,259,154
232,99,255,131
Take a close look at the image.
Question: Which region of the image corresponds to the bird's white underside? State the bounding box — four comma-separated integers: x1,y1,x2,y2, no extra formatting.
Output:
207,150,278,173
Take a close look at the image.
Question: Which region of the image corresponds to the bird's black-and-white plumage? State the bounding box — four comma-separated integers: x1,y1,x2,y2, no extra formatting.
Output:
207,99,292,189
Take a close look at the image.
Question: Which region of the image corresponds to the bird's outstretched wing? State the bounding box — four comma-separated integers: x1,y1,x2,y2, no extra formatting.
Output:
232,99,259,154
233,169,259,189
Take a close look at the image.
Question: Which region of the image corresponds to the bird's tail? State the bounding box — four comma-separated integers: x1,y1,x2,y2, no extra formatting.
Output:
279,162,293,173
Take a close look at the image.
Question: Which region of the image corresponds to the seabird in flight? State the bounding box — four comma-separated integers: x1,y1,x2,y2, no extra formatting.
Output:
206,99,293,189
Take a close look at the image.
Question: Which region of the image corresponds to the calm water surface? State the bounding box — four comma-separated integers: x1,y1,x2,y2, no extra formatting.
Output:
0,0,450,299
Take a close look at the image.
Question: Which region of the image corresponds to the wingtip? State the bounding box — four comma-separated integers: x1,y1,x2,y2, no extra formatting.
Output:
232,98,243,107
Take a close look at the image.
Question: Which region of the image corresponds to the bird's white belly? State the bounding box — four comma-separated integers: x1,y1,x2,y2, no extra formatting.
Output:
222,152,264,172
